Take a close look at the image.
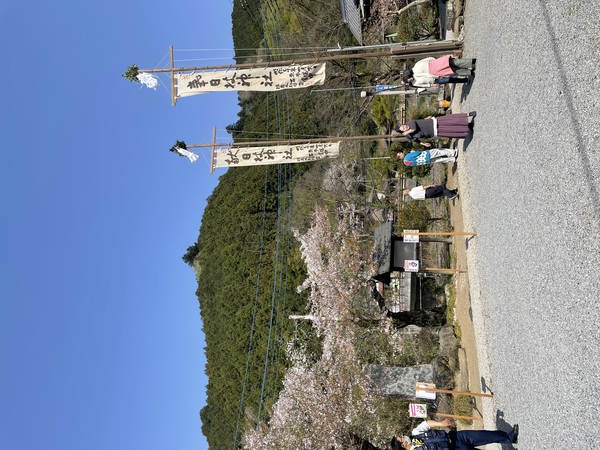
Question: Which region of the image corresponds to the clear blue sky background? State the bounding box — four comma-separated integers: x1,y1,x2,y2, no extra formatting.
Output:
0,2,238,449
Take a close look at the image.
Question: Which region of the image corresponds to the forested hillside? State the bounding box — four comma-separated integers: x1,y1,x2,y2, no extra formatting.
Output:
189,1,369,447
186,1,416,449
195,165,312,450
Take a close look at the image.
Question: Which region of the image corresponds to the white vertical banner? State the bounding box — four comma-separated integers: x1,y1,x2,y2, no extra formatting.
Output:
214,142,340,169
175,63,326,97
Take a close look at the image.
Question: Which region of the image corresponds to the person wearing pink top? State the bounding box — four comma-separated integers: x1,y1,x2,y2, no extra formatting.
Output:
402,55,476,88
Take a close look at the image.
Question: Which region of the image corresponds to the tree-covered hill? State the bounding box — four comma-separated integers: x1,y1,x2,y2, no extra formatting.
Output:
195,165,314,450
188,2,400,449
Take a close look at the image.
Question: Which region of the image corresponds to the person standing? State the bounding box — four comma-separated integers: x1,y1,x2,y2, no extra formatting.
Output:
397,148,457,166
402,55,476,88
390,418,519,450
403,184,458,200
393,112,476,147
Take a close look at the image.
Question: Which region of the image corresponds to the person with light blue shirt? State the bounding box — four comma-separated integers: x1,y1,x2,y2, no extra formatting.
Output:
397,148,457,166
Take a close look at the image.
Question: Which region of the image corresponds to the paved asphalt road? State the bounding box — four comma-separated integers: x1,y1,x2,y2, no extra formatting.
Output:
457,0,600,447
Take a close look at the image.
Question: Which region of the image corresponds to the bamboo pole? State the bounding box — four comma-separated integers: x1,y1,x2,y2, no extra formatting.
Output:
186,133,407,149
137,41,463,75
209,127,217,174
170,46,176,106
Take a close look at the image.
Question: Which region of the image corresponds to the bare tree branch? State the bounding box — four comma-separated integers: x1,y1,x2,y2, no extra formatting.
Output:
386,0,431,16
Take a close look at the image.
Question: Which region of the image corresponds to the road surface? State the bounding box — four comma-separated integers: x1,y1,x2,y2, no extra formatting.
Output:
456,0,600,446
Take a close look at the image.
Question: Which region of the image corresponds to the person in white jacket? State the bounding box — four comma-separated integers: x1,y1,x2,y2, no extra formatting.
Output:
403,184,458,200
402,55,476,88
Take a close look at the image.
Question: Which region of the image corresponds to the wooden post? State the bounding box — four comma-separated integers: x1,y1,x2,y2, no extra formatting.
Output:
424,387,493,398
186,130,421,174
404,231,477,237
209,127,217,174
136,41,464,76
186,132,409,150
435,413,482,422
170,46,176,107
422,267,467,274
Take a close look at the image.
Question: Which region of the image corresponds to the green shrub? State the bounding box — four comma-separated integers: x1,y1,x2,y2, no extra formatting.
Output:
371,95,398,131
453,395,474,426
395,2,440,42
396,201,432,232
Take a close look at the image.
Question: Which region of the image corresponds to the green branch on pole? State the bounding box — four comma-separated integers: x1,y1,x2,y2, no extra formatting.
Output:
170,140,188,156
122,64,140,83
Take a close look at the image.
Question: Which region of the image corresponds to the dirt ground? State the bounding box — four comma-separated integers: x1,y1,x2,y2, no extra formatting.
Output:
446,157,485,430
364,0,482,428
444,0,485,429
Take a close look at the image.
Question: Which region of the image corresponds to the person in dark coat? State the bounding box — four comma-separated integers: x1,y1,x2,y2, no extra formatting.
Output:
393,112,476,147
390,418,519,450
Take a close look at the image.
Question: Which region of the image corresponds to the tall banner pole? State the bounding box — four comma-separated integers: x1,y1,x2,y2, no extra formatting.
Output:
170,46,176,106
210,127,217,174
185,133,408,150
171,131,412,171
135,41,463,76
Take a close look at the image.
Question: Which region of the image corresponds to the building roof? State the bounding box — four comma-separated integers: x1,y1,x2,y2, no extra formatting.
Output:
340,0,363,45
373,221,393,277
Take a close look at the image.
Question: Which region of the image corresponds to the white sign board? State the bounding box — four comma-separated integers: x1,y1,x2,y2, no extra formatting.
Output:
403,229,420,243
404,260,419,272
415,382,436,400
409,403,428,418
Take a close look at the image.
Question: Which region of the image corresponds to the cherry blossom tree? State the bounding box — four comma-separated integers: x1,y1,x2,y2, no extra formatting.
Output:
244,206,392,449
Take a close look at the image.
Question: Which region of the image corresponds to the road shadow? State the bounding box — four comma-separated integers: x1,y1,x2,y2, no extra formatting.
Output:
465,234,475,250
535,0,600,220
462,131,473,152
459,73,474,101
480,376,494,395
495,409,517,450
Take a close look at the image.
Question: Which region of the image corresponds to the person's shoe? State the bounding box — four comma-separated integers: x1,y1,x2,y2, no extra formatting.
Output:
510,424,519,444
468,111,477,117
449,191,459,200
453,149,458,158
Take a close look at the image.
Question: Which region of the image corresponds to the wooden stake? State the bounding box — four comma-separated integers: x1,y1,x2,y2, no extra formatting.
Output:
422,268,467,274
423,387,493,398
435,413,482,421
404,231,477,237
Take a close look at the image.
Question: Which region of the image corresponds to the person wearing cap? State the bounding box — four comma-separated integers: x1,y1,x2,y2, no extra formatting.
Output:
397,149,457,166
390,418,519,450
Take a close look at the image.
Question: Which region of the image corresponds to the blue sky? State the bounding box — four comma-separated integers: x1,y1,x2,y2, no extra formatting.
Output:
0,1,238,449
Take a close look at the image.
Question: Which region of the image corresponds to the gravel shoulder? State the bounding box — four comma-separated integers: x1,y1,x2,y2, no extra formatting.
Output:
450,0,600,446
446,163,489,430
